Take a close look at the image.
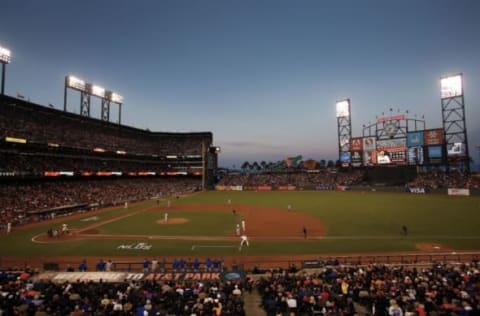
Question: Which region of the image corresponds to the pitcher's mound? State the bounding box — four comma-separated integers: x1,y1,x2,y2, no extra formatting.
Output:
156,218,189,225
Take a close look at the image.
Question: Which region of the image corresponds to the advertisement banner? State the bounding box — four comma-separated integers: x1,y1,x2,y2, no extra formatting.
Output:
447,142,466,157
407,147,424,165
376,138,407,151
363,137,376,152
427,145,443,164
377,114,406,123
277,185,297,191
350,137,363,151
408,187,426,194
257,186,272,191
351,151,363,167
215,185,243,191
363,151,374,166
407,131,424,147
340,152,351,163
38,271,241,284
424,129,444,146
448,188,470,196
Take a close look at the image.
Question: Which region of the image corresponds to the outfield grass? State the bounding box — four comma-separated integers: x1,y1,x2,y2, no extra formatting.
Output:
1,190,479,258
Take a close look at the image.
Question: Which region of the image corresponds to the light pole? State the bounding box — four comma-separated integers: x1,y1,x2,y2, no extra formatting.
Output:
0,45,11,95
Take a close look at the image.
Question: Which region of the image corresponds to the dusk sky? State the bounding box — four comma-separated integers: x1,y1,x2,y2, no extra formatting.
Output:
1,0,479,168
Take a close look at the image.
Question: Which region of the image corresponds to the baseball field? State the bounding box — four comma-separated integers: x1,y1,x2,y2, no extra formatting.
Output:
1,190,479,270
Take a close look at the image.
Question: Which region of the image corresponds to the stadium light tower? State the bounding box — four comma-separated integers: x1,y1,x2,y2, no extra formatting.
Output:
440,73,470,173
336,99,352,167
0,45,11,95
64,75,123,124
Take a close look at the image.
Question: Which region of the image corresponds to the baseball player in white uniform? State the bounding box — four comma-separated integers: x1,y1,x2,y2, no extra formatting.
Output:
239,235,249,250
235,224,241,236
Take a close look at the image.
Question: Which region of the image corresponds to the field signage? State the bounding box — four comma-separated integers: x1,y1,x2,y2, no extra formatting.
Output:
117,242,152,250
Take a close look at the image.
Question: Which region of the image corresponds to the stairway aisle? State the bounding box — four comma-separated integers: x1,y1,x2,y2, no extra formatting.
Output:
243,287,267,316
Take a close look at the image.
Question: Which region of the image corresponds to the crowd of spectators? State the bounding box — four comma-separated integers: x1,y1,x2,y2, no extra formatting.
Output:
1,259,479,315
0,96,211,158
0,151,200,175
0,177,201,229
217,170,366,189
407,170,480,190
0,267,247,315
218,169,480,191
257,261,480,316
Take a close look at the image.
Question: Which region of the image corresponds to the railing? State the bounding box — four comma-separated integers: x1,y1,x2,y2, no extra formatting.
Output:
1,251,479,273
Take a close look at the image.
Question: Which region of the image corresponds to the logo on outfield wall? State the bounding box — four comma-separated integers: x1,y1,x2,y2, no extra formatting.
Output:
80,216,99,222
117,242,152,250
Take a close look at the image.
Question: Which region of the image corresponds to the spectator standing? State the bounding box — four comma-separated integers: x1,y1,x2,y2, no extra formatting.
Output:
142,258,149,273
151,258,158,273
105,259,113,272
78,259,87,272
96,259,105,271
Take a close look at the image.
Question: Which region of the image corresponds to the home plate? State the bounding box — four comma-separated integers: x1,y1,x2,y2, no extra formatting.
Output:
434,246,440,249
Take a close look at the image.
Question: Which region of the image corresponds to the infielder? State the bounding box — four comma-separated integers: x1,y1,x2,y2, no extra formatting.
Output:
164,212,168,223
241,220,246,232
239,235,249,250
6,222,11,234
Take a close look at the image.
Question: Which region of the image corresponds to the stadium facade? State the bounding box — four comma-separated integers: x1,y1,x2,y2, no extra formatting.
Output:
0,94,218,188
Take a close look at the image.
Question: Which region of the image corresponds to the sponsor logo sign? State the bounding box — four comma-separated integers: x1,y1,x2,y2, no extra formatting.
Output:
377,138,407,151
448,188,470,196
363,151,374,166
257,186,272,191
377,114,405,123
117,242,152,250
409,187,426,194
80,216,99,222
350,137,363,151
278,185,297,191
340,152,351,163
424,129,444,146
407,147,424,165
351,151,362,167
37,271,238,283
407,131,424,147
362,137,376,151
